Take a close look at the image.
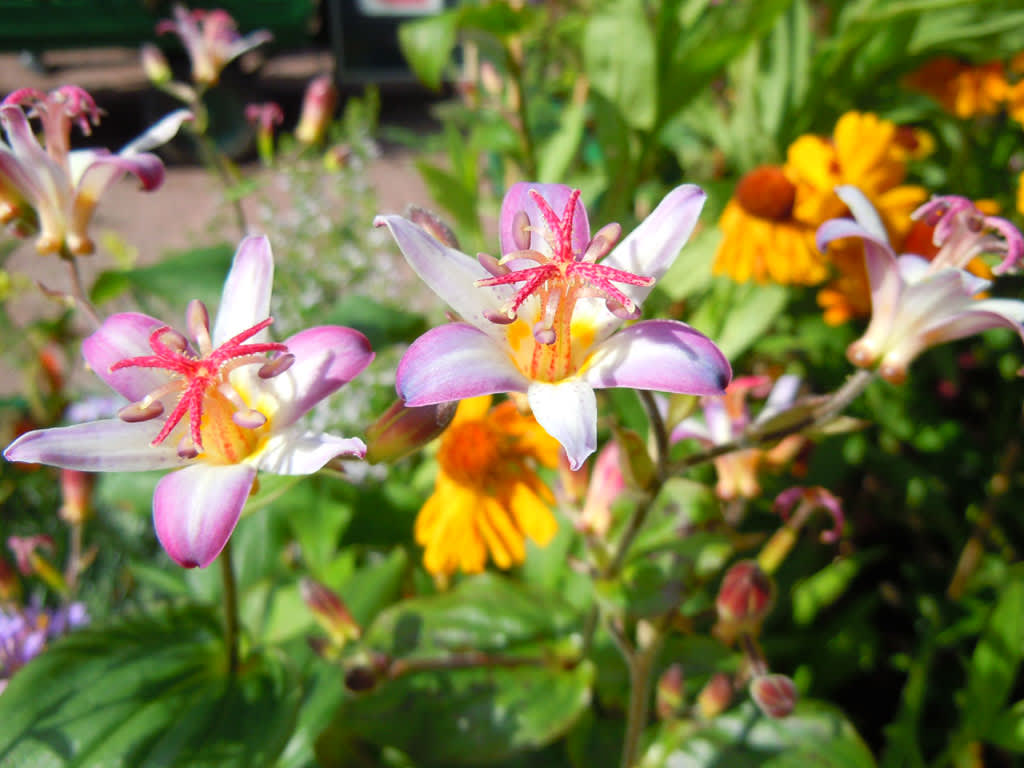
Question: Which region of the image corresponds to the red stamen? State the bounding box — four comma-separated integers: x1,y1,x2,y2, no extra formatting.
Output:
111,317,288,448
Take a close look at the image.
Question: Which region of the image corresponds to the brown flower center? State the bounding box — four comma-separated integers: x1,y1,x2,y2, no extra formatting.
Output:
735,165,796,221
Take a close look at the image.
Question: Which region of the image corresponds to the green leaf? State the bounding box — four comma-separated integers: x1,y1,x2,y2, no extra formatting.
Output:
958,577,1024,743
340,549,409,629
90,244,235,309
397,11,460,91
415,160,483,246
584,0,657,131
537,102,587,183
644,701,876,768
319,574,590,765
988,699,1024,753
0,607,300,767
792,555,865,626
363,572,578,657
689,279,789,361
324,295,428,349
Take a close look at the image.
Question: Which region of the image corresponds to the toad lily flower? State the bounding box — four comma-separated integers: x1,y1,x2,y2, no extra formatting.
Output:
376,182,731,469
817,186,1024,384
4,236,374,568
157,5,272,87
0,86,190,256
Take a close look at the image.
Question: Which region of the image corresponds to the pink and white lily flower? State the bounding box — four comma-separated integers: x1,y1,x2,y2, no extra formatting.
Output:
672,375,803,500
0,86,190,256
157,5,272,87
818,186,1024,384
4,236,374,568
375,182,732,470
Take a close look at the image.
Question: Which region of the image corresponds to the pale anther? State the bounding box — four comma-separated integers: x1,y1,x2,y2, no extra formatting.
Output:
258,352,296,379
512,210,532,251
232,408,268,429
118,400,165,423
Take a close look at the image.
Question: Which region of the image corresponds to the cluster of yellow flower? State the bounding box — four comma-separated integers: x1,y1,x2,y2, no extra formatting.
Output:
713,111,929,324
906,55,1024,123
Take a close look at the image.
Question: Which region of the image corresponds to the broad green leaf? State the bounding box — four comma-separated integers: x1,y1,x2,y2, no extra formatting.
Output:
584,0,657,131
0,607,300,768
398,11,459,91
537,102,587,183
792,555,864,626
661,0,794,122
689,279,789,361
988,699,1024,754
320,574,590,765
415,160,483,246
90,244,234,309
340,549,409,629
643,701,876,768
362,572,578,657
324,295,428,348
958,577,1024,742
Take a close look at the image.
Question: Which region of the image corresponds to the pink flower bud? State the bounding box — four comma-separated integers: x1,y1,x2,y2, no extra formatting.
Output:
58,469,95,524
300,578,361,648
656,663,685,720
365,399,456,464
579,440,625,537
749,673,797,718
295,75,337,145
696,672,733,719
716,560,775,629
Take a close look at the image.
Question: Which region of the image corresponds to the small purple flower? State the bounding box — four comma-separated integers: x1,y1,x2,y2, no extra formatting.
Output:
376,183,732,469
818,187,1024,384
0,86,190,256
0,601,88,694
4,236,375,568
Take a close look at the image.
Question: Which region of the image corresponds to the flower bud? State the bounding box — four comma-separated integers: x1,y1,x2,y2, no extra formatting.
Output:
58,469,95,525
696,672,732,719
365,399,456,464
656,663,685,720
749,673,797,719
406,206,461,250
295,74,337,145
615,428,656,492
300,578,360,648
140,43,172,85
716,560,775,629
579,440,625,537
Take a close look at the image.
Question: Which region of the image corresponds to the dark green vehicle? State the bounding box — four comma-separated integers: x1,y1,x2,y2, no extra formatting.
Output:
0,0,443,79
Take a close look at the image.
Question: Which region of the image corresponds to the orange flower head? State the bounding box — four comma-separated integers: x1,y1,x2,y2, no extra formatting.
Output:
416,396,561,576
907,57,1007,119
713,165,825,285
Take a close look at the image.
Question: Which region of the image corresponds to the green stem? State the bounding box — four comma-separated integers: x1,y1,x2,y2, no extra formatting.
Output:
619,623,661,768
673,368,875,474
220,539,240,676
63,252,101,329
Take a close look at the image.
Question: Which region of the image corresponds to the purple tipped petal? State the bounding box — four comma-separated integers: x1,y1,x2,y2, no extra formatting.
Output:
374,214,506,337
500,182,590,257
835,185,888,242
599,184,706,308
255,430,366,475
213,235,274,345
263,326,375,426
74,150,165,195
82,312,168,401
153,463,256,568
527,380,596,470
397,323,528,405
582,319,731,395
4,420,183,471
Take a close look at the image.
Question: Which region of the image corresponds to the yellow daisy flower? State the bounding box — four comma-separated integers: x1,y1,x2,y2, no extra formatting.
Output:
785,112,928,324
712,165,826,285
415,396,561,576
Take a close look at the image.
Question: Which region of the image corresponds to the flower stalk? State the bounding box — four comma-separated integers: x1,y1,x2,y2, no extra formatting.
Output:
220,539,239,676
